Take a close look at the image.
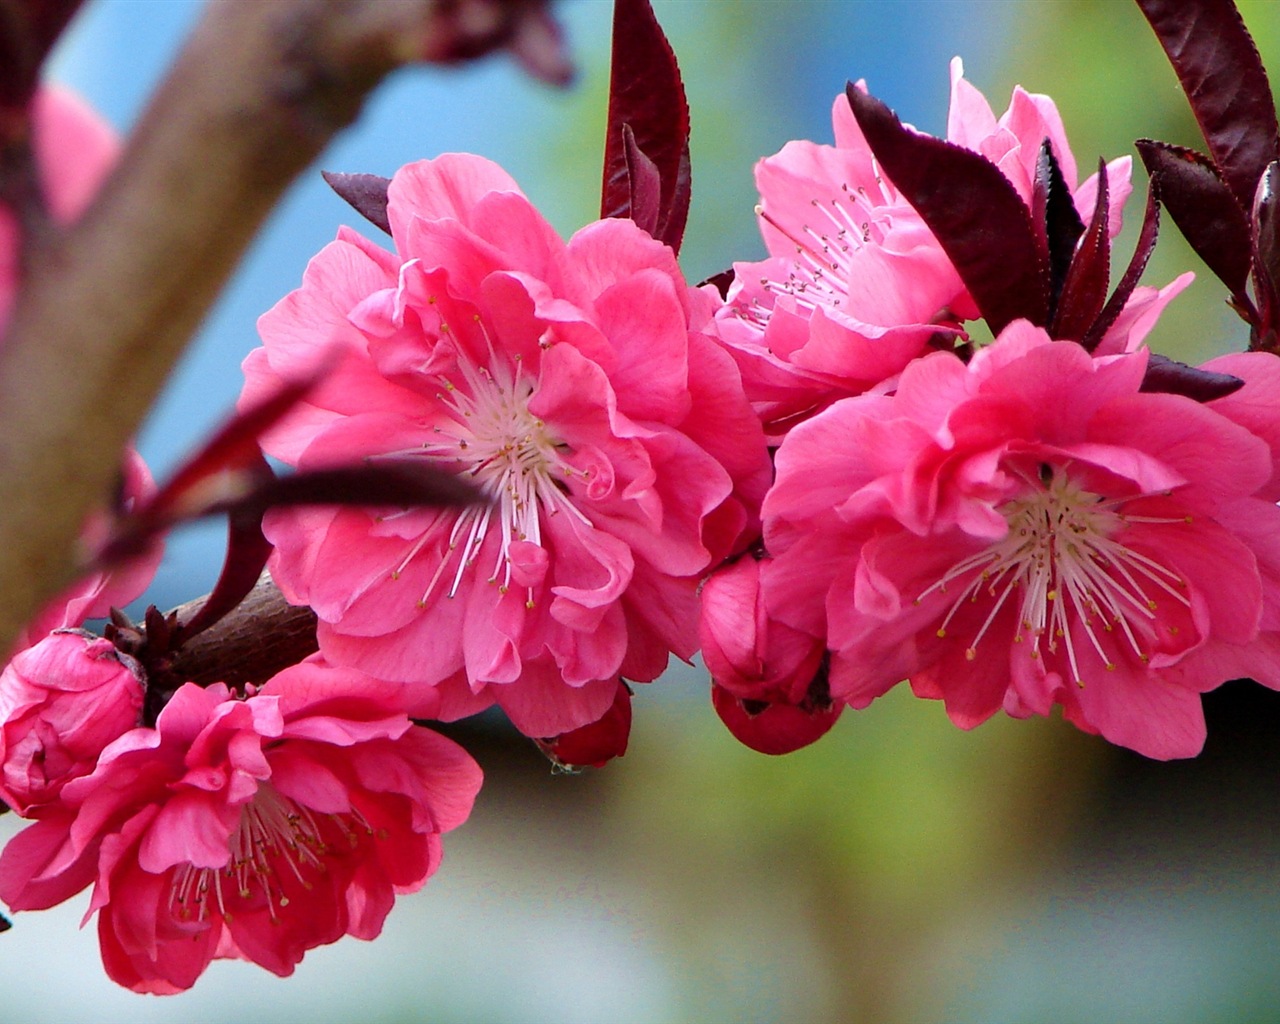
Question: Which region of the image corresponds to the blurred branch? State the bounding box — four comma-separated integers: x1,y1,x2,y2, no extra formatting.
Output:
0,0,568,656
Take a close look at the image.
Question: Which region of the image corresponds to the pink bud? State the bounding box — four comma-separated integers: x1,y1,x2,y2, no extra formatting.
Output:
711,683,842,756
699,555,826,704
0,631,143,814
535,680,632,770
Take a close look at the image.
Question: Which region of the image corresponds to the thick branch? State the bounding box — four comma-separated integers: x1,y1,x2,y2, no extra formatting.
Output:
0,0,565,657
166,574,318,688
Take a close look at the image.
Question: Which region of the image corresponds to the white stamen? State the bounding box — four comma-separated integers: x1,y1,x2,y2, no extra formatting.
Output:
916,466,1190,685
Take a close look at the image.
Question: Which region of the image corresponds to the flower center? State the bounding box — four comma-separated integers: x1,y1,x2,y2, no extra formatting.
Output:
167,785,375,926
379,316,589,607
738,181,887,327
917,466,1191,685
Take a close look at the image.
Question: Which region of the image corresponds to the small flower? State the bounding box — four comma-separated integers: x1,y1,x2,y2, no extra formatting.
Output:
713,59,1176,438
763,322,1271,759
0,631,143,814
244,154,770,737
0,660,482,993
10,448,162,658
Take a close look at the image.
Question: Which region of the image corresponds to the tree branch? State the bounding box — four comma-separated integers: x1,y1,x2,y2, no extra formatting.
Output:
165,574,319,689
0,0,567,657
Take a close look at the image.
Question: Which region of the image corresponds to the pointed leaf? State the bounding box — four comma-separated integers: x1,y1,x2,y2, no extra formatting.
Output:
230,461,482,516
1137,139,1252,296
699,267,735,299
1082,184,1163,352
1051,159,1111,341
844,83,1048,334
322,171,391,235
1251,161,1280,345
1140,353,1244,401
1136,0,1280,212
621,123,662,238
172,491,275,645
600,0,691,253
1036,140,1086,322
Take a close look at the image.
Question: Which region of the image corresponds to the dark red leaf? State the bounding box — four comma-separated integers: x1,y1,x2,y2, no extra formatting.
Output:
1135,0,1280,212
1051,159,1111,341
1136,139,1252,297
600,0,691,253
844,83,1048,334
1140,352,1244,400
1035,140,1086,322
322,171,391,235
232,462,481,516
1082,184,1163,352
0,0,84,111
621,123,661,238
172,490,275,644
1251,161,1280,346
699,267,735,299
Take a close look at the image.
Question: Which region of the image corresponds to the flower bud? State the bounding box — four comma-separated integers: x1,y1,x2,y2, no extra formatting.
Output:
0,631,144,814
700,556,826,702
535,680,632,770
700,556,840,754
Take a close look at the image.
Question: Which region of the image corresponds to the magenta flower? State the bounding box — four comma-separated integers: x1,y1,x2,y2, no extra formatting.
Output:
10,448,162,658
762,322,1272,759
713,59,1166,437
0,631,143,815
0,660,482,993
243,154,771,737
1,87,119,328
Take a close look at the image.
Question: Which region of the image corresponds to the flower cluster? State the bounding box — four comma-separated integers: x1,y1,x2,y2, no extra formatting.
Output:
697,65,1280,757
7,2,1280,993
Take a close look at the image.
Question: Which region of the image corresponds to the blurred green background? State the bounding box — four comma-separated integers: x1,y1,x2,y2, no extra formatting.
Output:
3,1,1280,1021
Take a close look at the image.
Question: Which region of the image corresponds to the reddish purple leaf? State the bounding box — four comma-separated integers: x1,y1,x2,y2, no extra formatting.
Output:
1140,352,1244,400
322,171,392,235
621,123,662,238
172,482,275,645
0,0,84,111
1136,139,1252,297
1251,161,1280,348
1136,0,1279,212
699,267,735,299
1082,184,1163,352
1035,140,1086,322
231,462,481,516
600,0,691,253
845,83,1048,334
1051,160,1111,342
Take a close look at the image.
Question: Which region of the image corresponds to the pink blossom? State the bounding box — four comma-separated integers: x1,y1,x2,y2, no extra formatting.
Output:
243,154,771,737
0,660,482,993
10,448,162,656
714,59,1142,437
762,321,1273,759
699,554,839,753
1,86,119,328
0,631,143,815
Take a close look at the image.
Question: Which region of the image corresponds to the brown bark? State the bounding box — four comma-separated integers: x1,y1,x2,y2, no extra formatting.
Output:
166,574,318,689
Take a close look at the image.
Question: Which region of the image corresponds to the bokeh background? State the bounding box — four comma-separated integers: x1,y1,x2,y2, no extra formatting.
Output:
3,1,1280,1020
